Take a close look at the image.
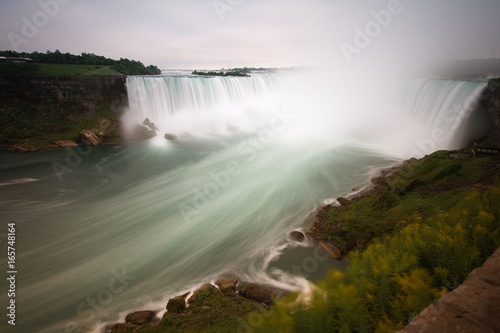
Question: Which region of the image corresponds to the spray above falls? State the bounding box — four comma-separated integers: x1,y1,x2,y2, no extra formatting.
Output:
125,74,487,157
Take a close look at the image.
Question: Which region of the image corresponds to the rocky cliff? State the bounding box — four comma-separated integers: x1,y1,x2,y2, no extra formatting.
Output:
0,75,127,150
478,79,500,148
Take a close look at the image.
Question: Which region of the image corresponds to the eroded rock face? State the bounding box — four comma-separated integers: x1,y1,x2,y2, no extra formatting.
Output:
125,310,156,325
398,247,500,333
239,283,276,306
479,80,500,148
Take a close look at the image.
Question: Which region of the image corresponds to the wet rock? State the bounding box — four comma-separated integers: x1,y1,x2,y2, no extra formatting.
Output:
336,197,351,206
79,130,100,146
290,231,305,242
164,133,178,141
142,118,158,131
132,124,157,140
166,293,189,313
319,241,342,259
240,283,276,306
216,278,238,292
53,140,78,147
109,323,139,332
125,310,156,325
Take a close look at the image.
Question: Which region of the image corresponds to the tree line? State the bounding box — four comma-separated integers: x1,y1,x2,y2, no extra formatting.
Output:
0,49,161,75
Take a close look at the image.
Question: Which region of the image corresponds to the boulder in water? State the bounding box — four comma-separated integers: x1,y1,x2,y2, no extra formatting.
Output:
132,124,157,140
239,283,276,306
290,231,305,242
142,118,158,131
216,278,238,292
125,310,156,325
166,293,189,313
319,241,342,259
164,133,178,141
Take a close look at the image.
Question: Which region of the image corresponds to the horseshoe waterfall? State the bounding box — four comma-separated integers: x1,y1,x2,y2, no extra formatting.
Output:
0,73,488,333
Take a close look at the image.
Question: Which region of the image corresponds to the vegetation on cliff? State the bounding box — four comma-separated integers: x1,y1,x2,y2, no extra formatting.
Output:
0,68,126,149
191,69,250,77
0,50,161,75
255,151,500,332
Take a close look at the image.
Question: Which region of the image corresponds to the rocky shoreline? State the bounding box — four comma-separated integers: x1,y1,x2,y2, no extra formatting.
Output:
104,148,500,332
103,158,424,333
106,277,279,333
307,157,419,256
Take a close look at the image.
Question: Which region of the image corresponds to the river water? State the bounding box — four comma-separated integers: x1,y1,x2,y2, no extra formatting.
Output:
0,73,487,332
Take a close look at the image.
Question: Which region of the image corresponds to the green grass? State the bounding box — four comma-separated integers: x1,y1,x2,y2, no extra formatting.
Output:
0,101,121,148
313,150,499,252
38,64,121,76
111,287,267,333
256,162,500,333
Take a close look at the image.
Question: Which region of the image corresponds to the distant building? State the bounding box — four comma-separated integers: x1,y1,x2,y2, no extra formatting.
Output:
0,57,33,63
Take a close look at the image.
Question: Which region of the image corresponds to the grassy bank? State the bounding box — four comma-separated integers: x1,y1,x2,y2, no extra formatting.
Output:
255,151,500,332
104,151,499,333
310,150,499,253
37,63,122,76
110,286,268,333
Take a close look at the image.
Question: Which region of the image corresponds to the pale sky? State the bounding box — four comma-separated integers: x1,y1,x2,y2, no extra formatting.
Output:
0,0,499,70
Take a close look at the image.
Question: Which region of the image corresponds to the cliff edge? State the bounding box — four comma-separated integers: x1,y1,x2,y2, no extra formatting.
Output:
398,246,500,333
479,79,500,148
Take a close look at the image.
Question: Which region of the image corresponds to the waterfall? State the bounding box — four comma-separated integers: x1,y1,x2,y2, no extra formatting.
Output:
402,79,487,156
3,74,491,333
125,75,293,133
125,75,487,156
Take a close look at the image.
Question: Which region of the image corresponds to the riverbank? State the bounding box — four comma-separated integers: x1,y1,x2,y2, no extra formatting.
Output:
102,148,499,333
308,149,499,255
254,149,499,332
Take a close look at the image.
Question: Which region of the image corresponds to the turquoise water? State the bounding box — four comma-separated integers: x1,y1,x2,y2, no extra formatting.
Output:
0,75,487,332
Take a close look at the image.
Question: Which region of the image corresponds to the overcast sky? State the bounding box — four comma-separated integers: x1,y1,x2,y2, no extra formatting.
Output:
0,0,499,69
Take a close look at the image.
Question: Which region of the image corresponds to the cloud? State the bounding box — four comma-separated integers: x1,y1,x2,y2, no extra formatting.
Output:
0,0,499,69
